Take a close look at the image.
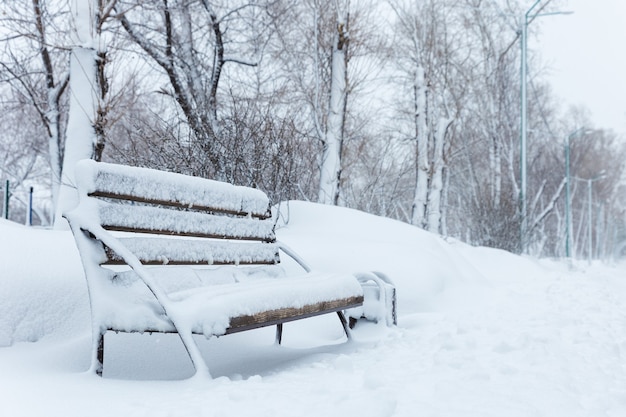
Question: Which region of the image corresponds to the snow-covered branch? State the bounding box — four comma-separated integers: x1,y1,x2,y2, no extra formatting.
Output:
528,177,566,235
223,56,259,67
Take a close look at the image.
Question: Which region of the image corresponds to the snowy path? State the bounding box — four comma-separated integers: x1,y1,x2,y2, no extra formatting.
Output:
397,264,626,417
3,264,626,417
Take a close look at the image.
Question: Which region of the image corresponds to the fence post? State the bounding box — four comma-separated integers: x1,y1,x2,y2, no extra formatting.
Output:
3,180,8,220
28,186,34,226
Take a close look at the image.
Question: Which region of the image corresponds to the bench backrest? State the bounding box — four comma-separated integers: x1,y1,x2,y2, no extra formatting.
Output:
73,160,279,266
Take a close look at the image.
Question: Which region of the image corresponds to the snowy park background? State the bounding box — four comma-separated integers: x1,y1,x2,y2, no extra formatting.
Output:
2,0,626,415
2,200,626,417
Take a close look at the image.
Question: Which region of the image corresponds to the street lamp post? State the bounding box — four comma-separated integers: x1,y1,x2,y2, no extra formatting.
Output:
519,1,540,254
519,1,573,253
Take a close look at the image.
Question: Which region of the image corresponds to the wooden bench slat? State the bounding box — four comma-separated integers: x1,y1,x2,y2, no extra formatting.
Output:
103,238,280,266
97,201,276,242
90,191,270,219
226,296,364,333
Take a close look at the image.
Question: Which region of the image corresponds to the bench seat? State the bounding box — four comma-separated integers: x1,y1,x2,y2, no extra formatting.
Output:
95,267,363,336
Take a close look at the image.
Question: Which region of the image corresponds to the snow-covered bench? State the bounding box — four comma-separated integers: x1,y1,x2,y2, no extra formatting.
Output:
64,160,364,378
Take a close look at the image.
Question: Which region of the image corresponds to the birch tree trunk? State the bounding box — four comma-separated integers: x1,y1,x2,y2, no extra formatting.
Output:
53,0,102,228
318,1,349,205
426,117,452,233
411,65,429,227
46,82,67,210
27,0,69,214
441,165,450,236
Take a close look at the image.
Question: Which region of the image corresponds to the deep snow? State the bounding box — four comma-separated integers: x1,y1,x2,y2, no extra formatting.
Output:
2,200,626,416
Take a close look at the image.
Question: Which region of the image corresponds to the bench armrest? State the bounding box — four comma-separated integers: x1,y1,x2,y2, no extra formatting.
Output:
277,242,312,273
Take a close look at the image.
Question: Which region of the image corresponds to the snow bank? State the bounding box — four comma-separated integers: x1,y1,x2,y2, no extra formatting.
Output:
0,200,497,346
0,200,543,346
0,220,88,346
275,201,489,313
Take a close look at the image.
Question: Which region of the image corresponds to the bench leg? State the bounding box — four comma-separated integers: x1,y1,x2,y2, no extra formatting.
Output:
337,311,352,340
92,330,104,377
275,323,283,345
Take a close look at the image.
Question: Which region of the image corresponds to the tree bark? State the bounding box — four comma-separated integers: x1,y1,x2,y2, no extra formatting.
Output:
31,0,69,210
54,1,104,227
411,65,429,227
318,1,349,205
427,117,452,233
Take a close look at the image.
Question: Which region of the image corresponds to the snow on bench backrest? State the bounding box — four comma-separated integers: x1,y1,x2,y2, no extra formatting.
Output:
73,160,278,266
76,159,271,219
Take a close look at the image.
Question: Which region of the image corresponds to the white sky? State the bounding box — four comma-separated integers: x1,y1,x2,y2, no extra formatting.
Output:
537,0,626,136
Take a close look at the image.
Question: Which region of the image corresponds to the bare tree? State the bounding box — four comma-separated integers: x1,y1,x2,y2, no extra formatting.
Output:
560,123,626,259
114,0,271,180
0,0,69,212
317,0,349,205
0,93,52,224
390,0,460,233
268,0,387,205
53,0,116,227
446,1,525,251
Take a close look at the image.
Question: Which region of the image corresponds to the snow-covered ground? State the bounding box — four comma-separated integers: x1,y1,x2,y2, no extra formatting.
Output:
2,200,626,416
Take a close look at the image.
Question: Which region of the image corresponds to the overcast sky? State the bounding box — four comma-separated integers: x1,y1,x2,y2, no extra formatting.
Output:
537,0,626,136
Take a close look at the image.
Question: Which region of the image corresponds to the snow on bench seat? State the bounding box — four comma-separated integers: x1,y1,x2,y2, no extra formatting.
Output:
97,269,363,337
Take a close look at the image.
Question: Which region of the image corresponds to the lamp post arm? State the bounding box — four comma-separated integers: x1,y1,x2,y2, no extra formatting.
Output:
526,0,543,19
526,0,551,24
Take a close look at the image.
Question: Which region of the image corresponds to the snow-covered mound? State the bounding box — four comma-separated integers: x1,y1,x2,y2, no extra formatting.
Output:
0,219,88,347
276,200,491,313
0,200,498,346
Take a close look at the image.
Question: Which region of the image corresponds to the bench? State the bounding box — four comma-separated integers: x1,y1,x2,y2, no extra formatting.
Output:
64,160,364,378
